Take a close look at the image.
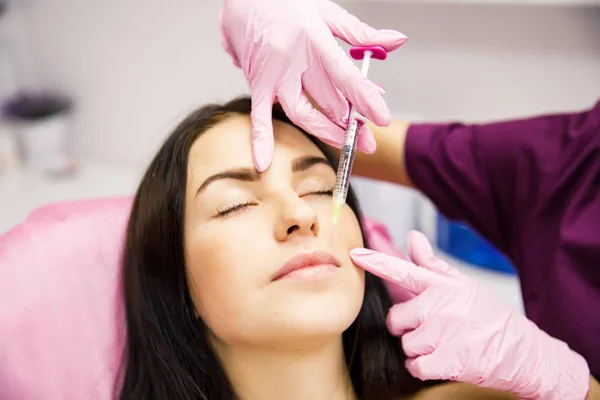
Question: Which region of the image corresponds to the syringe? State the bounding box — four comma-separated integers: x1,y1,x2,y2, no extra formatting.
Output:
332,45,388,227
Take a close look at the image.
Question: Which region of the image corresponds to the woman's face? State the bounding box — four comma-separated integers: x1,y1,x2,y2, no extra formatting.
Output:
184,114,365,348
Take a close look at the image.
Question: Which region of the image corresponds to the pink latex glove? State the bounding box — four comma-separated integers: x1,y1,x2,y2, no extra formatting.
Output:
360,217,414,304
219,0,407,171
350,231,591,400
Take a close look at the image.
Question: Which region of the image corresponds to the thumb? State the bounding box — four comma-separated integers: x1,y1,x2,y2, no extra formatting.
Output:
323,1,407,51
407,231,461,278
250,94,275,172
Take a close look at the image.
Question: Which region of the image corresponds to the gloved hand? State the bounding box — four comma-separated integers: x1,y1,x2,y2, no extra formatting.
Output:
350,231,591,400
219,0,407,171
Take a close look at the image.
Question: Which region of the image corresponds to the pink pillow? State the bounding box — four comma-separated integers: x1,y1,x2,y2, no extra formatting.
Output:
0,197,132,399
0,199,408,399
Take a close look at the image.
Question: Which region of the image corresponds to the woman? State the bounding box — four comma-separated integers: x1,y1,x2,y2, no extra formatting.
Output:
116,96,516,399
219,0,600,396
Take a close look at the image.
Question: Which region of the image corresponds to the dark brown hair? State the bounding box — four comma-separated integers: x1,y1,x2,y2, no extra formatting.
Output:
116,96,431,399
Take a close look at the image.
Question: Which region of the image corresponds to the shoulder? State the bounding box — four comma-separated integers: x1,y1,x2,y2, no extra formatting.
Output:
401,382,518,400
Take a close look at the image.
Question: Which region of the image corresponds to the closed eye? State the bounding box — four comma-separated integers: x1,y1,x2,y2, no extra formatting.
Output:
305,189,334,197
215,201,254,218
214,190,333,218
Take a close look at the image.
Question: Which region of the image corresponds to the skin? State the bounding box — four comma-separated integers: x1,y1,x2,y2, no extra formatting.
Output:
357,120,600,400
183,114,364,400
178,112,538,399
406,382,517,399
327,119,412,188
309,93,599,398
332,118,600,399
307,91,413,188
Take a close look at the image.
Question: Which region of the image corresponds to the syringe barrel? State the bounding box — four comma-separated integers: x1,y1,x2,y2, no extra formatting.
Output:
331,47,374,209
332,116,361,206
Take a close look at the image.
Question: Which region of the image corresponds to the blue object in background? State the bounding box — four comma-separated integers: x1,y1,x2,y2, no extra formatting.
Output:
436,213,516,275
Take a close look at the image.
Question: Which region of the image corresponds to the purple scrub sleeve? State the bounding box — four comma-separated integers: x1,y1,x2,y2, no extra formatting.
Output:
405,100,600,378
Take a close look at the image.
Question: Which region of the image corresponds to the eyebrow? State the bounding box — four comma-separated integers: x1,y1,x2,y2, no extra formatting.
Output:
195,155,331,196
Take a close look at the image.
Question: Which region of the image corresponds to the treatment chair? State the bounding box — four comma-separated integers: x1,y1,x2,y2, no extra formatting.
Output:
0,197,407,399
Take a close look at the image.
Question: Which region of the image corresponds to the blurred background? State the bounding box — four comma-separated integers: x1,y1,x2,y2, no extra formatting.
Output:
0,0,599,310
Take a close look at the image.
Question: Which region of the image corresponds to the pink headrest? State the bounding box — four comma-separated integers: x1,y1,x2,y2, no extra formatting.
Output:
0,197,133,399
361,217,414,304
0,199,408,399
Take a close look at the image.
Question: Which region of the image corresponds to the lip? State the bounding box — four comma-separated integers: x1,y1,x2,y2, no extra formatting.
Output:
272,250,341,281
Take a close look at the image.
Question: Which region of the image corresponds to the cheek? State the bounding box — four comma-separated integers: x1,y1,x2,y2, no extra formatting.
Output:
185,230,258,335
332,206,364,252
330,207,366,316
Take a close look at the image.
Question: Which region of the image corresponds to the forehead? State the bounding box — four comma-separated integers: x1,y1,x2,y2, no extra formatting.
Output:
187,114,327,176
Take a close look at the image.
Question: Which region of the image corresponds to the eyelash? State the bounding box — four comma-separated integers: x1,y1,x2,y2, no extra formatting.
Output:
215,189,334,217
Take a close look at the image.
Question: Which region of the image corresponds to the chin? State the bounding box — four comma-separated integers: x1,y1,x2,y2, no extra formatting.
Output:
275,282,365,339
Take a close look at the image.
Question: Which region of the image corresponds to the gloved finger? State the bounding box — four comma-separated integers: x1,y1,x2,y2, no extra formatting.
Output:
407,230,462,278
349,248,442,295
386,298,425,336
250,91,276,172
383,279,415,304
357,123,377,154
323,1,408,52
317,35,391,127
401,324,439,359
406,353,460,381
339,110,378,154
302,68,348,126
277,79,347,148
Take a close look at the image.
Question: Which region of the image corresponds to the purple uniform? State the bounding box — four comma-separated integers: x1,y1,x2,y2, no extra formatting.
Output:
406,100,600,378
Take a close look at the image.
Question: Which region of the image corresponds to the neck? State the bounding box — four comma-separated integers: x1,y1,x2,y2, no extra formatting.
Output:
213,336,357,400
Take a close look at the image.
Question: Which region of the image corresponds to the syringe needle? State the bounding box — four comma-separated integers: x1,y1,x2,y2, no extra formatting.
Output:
331,200,343,226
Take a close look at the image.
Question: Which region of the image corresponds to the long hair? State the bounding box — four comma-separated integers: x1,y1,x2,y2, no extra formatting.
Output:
116,97,430,399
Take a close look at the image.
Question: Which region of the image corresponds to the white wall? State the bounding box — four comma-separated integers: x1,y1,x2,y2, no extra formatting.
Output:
5,0,597,245
14,0,248,168
339,2,600,246
7,0,596,308
339,2,600,122
12,1,600,169
0,1,38,98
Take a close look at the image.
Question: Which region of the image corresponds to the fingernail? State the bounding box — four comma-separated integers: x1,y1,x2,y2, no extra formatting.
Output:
408,231,434,258
379,29,408,46
371,81,386,96
253,145,271,172
254,154,270,172
362,85,391,126
374,105,392,126
349,248,376,258
360,128,377,154
386,312,399,336
253,131,273,172
432,259,452,272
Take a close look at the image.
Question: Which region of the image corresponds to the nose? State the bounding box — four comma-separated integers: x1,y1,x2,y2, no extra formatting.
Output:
274,193,320,242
